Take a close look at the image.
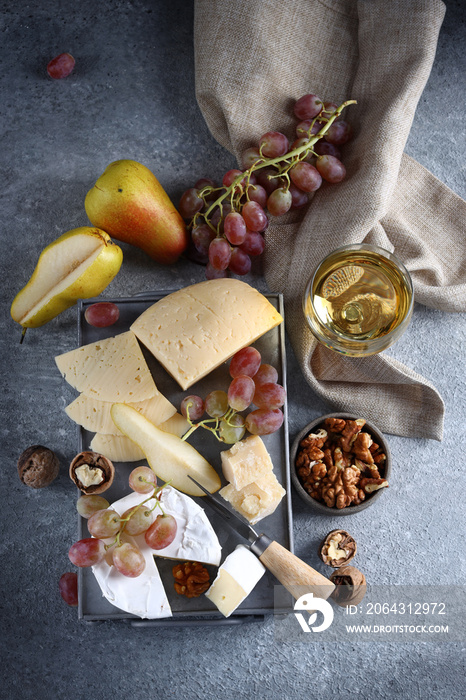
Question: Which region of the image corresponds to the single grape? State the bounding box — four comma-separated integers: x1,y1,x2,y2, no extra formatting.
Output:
259,131,289,158
219,414,246,444
84,302,120,328
242,147,262,169
192,224,215,256
324,120,352,145
222,169,244,188
68,538,105,567
47,53,75,79
145,514,178,550
128,466,157,494
254,363,278,386
194,177,216,195
179,188,203,219
241,201,268,232
239,230,265,256
245,408,284,435
323,101,339,117
205,390,229,417
314,141,342,159
290,162,322,192
228,375,256,411
289,182,309,209
315,155,346,183
87,508,121,539
112,542,146,578
290,138,315,163
253,382,286,409
294,94,323,120
267,187,293,216
228,247,251,276
121,505,154,536
246,183,268,208
256,168,282,195
209,237,231,270
229,346,262,378
295,120,321,138
180,395,205,421
76,494,110,519
59,572,78,607
224,212,247,245
206,262,229,279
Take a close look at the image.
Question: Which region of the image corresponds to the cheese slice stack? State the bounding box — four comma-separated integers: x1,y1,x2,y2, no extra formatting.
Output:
205,545,266,618
55,330,157,402
130,279,283,390
219,436,286,524
92,487,222,619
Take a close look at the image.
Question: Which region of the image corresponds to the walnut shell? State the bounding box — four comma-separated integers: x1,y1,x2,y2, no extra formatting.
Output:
330,565,366,607
17,445,60,488
69,451,114,494
319,529,357,568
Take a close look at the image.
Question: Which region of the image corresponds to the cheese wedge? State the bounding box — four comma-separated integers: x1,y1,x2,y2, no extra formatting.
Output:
65,392,176,436
221,435,274,490
130,279,283,390
220,472,286,525
55,330,157,402
205,545,265,617
90,433,145,462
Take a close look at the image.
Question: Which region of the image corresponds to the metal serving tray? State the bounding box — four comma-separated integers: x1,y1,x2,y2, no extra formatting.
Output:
75,290,293,625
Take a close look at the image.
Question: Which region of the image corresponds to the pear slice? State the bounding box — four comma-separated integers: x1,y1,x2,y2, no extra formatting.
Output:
10,227,122,329
110,403,221,496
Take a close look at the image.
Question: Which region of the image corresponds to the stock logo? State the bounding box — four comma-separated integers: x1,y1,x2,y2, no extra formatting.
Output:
294,593,334,633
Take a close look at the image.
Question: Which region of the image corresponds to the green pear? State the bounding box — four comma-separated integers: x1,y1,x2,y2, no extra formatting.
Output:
11,226,123,332
110,403,221,496
84,160,188,265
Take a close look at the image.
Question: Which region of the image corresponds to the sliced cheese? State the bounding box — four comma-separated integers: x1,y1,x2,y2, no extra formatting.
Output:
90,433,145,462
220,471,286,525
65,392,176,436
55,330,157,402
221,435,274,490
205,545,265,617
130,279,283,390
157,412,190,438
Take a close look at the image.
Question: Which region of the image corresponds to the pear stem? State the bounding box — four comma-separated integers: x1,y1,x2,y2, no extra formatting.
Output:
20,327,27,344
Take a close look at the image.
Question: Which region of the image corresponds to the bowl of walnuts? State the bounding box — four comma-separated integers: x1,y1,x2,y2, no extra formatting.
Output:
290,413,391,514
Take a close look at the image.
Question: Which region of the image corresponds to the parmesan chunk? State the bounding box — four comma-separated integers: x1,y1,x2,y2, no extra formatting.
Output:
221,435,274,490
220,471,286,525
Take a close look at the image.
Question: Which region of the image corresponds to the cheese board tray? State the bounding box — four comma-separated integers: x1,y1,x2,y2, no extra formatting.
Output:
74,289,294,625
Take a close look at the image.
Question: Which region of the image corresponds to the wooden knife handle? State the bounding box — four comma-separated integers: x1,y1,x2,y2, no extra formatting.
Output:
256,538,335,600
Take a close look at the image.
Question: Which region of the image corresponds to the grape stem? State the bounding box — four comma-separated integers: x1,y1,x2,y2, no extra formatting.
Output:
181,406,245,443
106,481,171,550
191,99,357,233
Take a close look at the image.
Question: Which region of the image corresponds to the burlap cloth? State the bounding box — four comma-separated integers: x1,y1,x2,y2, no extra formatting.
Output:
194,0,466,440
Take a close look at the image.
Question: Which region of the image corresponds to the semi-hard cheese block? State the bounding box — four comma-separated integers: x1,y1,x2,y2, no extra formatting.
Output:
130,279,283,390
221,435,274,490
220,472,286,525
205,545,266,617
65,391,176,436
55,330,157,403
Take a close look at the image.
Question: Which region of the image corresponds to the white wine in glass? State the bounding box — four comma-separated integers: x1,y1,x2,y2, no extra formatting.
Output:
303,244,413,356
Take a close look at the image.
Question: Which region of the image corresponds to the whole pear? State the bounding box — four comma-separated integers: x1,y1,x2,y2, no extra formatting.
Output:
11,227,123,331
84,160,188,265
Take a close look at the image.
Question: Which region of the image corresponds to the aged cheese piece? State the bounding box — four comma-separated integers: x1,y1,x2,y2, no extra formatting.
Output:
90,433,145,462
205,545,266,617
55,330,157,402
130,279,283,390
220,471,286,525
65,391,176,436
221,435,274,490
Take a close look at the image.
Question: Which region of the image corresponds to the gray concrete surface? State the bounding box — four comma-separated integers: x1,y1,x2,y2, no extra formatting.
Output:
1,1,465,699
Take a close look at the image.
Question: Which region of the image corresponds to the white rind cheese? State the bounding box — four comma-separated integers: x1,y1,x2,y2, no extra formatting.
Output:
130,279,283,390
55,330,157,402
205,545,266,617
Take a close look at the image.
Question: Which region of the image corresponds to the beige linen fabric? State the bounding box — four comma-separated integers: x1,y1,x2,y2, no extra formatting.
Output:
194,0,466,439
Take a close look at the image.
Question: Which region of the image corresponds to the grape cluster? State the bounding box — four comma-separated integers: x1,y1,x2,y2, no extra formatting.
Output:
68,469,176,579
180,346,286,443
179,95,356,278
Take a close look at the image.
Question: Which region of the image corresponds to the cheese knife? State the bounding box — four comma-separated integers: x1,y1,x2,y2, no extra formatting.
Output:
188,475,334,601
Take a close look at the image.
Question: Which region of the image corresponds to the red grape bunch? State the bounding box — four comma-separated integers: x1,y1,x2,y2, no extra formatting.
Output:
67,471,177,580
179,95,356,279
180,346,286,443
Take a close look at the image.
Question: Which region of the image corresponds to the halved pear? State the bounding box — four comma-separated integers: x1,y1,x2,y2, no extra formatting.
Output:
10,227,123,330
110,403,221,496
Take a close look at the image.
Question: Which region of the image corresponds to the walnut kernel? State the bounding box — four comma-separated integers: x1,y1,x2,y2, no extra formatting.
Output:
172,562,210,598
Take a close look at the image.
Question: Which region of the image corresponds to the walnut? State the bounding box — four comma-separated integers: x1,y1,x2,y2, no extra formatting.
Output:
359,477,389,494
324,417,346,434
69,451,115,494
321,465,364,509
299,429,327,461
330,565,366,606
17,445,60,488
319,530,357,568
339,419,364,452
352,432,374,464
172,562,210,598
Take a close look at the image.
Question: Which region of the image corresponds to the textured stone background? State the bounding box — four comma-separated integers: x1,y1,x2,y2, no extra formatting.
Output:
1,1,465,698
